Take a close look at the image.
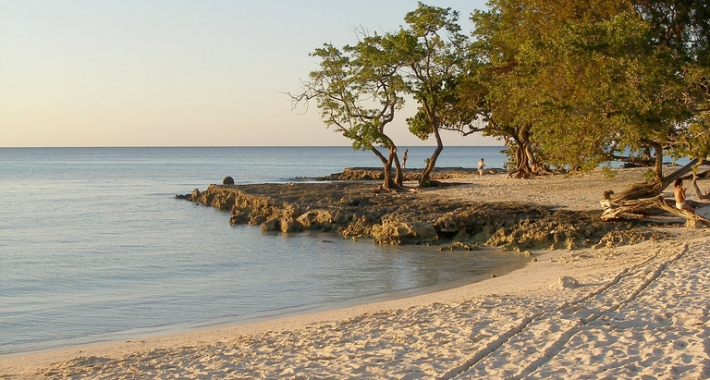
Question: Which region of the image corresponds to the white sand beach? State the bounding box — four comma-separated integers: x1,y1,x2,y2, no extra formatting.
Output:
3,168,710,379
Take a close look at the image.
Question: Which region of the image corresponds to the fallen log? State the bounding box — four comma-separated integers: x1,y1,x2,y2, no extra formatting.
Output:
601,193,710,227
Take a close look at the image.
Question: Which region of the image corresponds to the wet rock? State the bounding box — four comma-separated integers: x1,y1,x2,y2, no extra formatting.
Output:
280,219,303,233
223,176,235,185
296,210,334,229
261,218,280,232
372,221,438,245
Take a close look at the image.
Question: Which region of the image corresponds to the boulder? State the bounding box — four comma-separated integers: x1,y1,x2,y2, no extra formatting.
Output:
223,176,235,185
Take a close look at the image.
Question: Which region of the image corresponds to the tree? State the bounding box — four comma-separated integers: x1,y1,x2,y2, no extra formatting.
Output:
468,0,710,183
467,0,564,178
291,33,407,190
394,3,473,186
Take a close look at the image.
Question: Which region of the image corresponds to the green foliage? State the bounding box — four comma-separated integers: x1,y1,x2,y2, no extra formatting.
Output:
390,3,476,185
306,37,406,152
294,0,710,182
466,0,710,175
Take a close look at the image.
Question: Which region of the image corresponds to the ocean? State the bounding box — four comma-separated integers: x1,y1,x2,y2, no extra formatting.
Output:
0,146,522,356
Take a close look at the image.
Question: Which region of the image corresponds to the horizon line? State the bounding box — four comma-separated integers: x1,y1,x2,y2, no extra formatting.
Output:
0,144,506,149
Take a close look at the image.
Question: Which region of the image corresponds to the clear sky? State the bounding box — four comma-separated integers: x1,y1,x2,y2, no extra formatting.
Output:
0,0,498,147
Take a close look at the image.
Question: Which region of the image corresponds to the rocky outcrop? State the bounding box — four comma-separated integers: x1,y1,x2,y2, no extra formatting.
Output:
316,167,506,181
177,182,670,249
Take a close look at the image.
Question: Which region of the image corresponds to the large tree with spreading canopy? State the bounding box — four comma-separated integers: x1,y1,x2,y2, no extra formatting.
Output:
466,0,710,184
393,3,474,186
291,33,407,190
293,3,478,188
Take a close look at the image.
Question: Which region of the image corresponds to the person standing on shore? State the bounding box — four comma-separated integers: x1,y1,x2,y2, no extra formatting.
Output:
477,158,485,176
402,150,408,169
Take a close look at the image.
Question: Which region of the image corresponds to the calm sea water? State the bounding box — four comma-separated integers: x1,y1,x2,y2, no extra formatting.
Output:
0,146,520,356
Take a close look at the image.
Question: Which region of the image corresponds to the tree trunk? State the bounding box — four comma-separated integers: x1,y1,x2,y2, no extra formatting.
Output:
419,127,444,187
606,158,699,204
371,147,395,190
512,142,533,178
509,125,545,178
640,139,664,181
600,194,710,226
391,147,403,186
692,173,710,200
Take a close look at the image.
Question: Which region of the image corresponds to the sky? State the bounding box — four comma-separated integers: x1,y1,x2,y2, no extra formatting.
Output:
0,1,499,147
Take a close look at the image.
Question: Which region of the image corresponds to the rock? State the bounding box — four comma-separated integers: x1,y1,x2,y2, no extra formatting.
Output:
177,182,671,249
549,276,580,290
229,208,251,225
372,221,438,245
339,196,363,206
223,176,235,185
341,214,372,238
280,219,303,233
411,222,438,242
685,219,702,229
250,215,267,226
296,210,333,229
261,218,280,232
434,215,459,233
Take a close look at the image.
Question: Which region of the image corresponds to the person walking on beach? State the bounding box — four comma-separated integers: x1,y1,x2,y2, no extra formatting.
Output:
674,178,695,213
402,150,408,169
477,158,485,176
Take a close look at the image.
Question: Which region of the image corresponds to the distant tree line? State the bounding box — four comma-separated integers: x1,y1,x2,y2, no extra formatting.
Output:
291,0,710,190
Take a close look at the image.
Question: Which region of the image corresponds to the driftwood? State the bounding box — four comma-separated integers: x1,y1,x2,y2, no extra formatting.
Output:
601,193,710,227
599,158,710,227
693,173,710,200
607,159,699,204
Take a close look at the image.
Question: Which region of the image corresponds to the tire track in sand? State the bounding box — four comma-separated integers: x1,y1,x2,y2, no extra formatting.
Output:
439,243,688,380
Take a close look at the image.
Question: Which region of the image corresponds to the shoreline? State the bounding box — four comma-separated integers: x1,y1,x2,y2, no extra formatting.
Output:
4,230,709,378
0,245,528,360
4,167,710,378
0,245,577,376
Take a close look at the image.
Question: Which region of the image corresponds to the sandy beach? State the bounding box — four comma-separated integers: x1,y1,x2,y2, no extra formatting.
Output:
3,168,710,379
